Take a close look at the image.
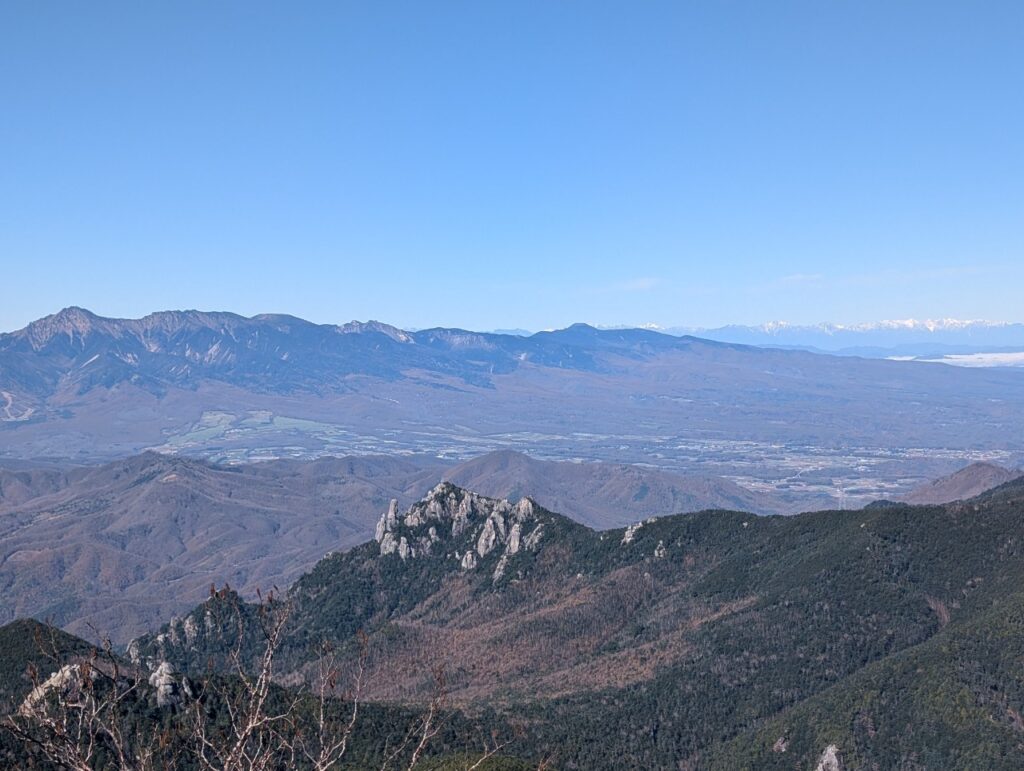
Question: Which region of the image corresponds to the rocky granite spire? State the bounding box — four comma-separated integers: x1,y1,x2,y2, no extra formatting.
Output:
373,482,543,581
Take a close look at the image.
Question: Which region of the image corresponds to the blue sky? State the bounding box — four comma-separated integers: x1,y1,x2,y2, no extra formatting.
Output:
2,2,1022,332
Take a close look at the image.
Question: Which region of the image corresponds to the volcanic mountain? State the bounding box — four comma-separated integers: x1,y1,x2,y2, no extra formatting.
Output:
4,308,1024,476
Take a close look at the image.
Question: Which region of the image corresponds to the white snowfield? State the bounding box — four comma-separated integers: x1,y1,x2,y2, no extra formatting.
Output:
887,351,1024,368
932,351,1024,368
633,318,1019,335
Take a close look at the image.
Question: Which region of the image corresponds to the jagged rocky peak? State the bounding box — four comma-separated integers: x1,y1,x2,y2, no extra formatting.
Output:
24,306,105,348
336,319,413,343
18,306,244,352
374,482,543,580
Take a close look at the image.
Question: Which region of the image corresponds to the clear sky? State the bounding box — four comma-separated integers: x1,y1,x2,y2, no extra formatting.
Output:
2,2,1022,332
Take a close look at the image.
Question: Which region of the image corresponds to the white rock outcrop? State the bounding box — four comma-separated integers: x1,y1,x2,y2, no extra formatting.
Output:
183,615,198,645
20,665,81,716
507,522,523,555
524,525,544,551
375,499,400,542
148,661,179,708
493,553,510,581
373,484,544,582
621,522,643,545
814,745,843,771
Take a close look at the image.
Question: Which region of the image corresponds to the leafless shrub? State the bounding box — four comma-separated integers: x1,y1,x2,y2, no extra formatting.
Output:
4,590,545,770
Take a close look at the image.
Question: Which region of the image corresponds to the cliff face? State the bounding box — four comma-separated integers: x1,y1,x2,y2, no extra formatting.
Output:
374,483,544,581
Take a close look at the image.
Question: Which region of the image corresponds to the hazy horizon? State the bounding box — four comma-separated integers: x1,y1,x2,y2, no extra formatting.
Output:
6,304,1024,337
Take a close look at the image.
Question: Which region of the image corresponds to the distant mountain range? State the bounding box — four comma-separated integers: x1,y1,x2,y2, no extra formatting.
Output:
118,475,1024,769
656,318,1024,356
4,308,1022,769
0,306,735,424
3,309,1024,501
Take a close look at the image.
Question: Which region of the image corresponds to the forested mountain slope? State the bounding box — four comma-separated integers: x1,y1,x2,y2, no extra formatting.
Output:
131,479,1024,769
0,450,789,643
